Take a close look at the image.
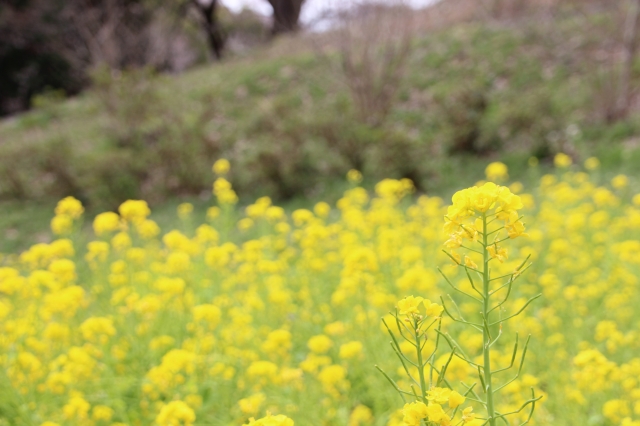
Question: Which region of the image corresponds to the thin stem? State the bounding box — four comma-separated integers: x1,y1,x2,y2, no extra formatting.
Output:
493,334,519,373
482,212,496,426
375,365,409,402
492,237,510,245
414,318,428,404
460,381,484,405
464,267,484,298
436,347,457,387
429,318,443,385
394,314,416,345
490,295,542,327
493,335,532,393
439,268,482,302
440,296,483,330
486,226,505,236
460,245,483,254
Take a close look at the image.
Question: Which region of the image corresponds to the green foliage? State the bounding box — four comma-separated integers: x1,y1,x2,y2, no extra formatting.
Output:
0,12,639,209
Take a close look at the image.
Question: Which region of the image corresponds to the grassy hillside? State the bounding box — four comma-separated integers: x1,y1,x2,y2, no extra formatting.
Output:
1,5,640,252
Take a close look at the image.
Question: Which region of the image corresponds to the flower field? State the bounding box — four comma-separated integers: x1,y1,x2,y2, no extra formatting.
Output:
1,157,639,426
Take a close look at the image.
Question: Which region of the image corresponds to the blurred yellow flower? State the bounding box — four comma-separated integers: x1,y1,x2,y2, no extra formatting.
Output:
213,158,231,175
485,161,508,182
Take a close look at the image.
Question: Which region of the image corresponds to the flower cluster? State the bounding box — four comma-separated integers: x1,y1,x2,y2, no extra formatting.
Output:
244,412,294,426
444,182,526,264
402,390,475,426
1,157,639,425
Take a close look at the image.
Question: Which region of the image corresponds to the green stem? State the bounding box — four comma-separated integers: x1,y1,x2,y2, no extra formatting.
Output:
482,212,496,426
415,318,428,403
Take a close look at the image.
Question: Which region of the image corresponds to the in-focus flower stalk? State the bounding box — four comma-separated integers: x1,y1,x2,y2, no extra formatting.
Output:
440,182,542,426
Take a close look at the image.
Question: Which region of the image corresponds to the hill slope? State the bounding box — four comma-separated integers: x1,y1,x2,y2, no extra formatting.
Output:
0,3,639,250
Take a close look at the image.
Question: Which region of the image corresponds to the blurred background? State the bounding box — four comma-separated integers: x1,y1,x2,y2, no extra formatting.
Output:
0,0,638,249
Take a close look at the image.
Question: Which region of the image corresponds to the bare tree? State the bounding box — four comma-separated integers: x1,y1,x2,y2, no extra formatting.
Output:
333,1,416,127
267,0,305,35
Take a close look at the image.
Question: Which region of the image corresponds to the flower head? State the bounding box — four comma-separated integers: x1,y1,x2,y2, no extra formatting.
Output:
397,296,424,316
402,401,428,426
485,162,508,182
213,158,231,175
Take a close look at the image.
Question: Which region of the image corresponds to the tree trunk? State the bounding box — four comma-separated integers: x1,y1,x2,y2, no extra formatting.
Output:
267,0,304,35
193,0,225,59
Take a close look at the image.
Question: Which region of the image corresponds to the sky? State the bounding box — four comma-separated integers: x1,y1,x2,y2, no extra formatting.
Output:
220,0,438,26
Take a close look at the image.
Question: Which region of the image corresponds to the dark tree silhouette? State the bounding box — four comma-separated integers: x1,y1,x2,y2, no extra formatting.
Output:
267,0,305,35
191,0,226,59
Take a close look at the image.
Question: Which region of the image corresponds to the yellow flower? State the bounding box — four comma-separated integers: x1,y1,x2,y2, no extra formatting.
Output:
55,196,84,219
85,241,109,262
308,335,333,354
118,200,151,222
348,404,372,426
506,219,528,239
444,233,462,249
314,202,331,218
427,387,451,404
111,231,132,251
424,301,443,317
339,341,363,359
461,407,476,423
213,177,238,204
324,322,346,336
487,245,508,262
238,218,254,231
425,403,448,423
317,364,346,387
51,215,73,235
602,399,630,422
485,162,508,182
92,405,114,421
155,401,196,426
212,158,231,175
243,411,294,426
136,219,161,239
402,401,428,426
445,183,524,235
611,175,629,189
247,361,279,378
464,256,477,269
584,157,600,170
192,304,221,328
238,393,266,414
80,317,116,342
207,206,221,219
397,296,424,316
554,153,572,168
347,169,363,183
63,394,90,420
448,391,465,408
93,212,121,236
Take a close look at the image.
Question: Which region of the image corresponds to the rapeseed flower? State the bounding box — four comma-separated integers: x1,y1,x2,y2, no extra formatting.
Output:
2,161,639,425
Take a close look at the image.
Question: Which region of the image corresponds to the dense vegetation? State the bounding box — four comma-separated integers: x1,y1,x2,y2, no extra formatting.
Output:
1,2,640,424
1,160,639,426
